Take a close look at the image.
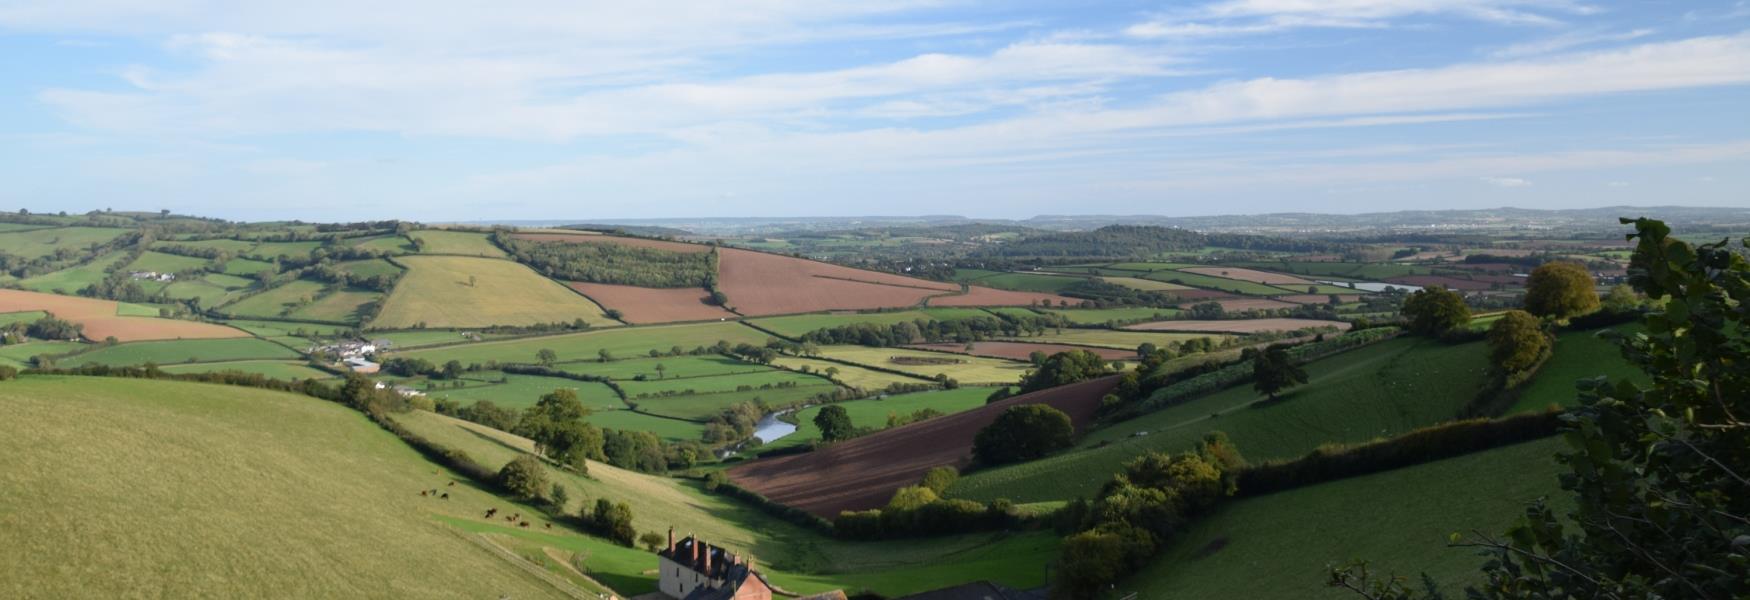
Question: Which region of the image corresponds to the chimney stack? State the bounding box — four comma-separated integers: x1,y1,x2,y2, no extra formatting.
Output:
703,542,712,574
667,527,675,555
690,533,699,563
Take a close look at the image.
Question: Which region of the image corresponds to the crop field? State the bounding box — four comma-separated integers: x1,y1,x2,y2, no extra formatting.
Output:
566,282,735,323
158,360,335,380
632,383,840,421
1125,438,1567,599
0,227,126,259
127,251,210,273
715,247,957,316
949,337,1491,504
764,387,994,451
1142,270,1289,295
557,355,767,380
1047,307,1181,324
928,286,1077,307
221,257,275,276
1126,318,1351,334
409,230,507,257
391,410,1059,595
67,337,302,366
769,356,933,390
219,279,328,319
393,321,768,366
815,346,1031,385
18,250,132,293
728,376,1120,516
1098,276,1191,291
749,308,989,338
1508,324,1647,414
1002,329,1230,350
618,369,828,397
1178,266,1314,286
963,272,1087,293
0,376,574,599
0,288,247,342
426,373,624,411
907,341,1136,362
373,256,615,329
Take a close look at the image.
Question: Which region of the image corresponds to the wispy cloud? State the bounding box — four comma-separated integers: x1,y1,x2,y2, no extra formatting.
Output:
1482,176,1533,187
1489,28,1655,58
1126,0,1595,39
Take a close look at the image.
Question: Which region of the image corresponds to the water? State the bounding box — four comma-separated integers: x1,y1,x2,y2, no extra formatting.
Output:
751,410,797,443
1318,280,1422,293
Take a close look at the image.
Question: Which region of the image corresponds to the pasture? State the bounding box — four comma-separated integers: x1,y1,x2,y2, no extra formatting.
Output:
221,257,276,276
0,341,87,367
158,360,335,380
631,383,839,421
1141,270,1288,296
425,373,624,411
961,272,1086,293
770,356,937,390
372,256,615,329
0,227,126,259
409,230,508,257
1508,325,1647,414
617,369,827,398
584,409,707,440
949,337,1492,503
219,279,329,319
159,274,254,307
749,308,989,338
67,337,302,366
350,234,417,254
0,376,578,599
928,286,1076,307
0,310,48,326
219,319,350,338
1047,307,1181,324
557,354,767,380
1003,329,1230,350
1125,438,1567,599
907,341,1136,362
1098,276,1191,291
288,288,381,323
392,322,769,366
247,240,323,259
815,346,1031,385
1178,266,1313,286
1125,318,1350,334
126,251,210,273
18,250,132,293
335,258,403,278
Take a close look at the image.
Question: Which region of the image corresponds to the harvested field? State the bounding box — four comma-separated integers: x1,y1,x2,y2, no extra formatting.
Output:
928,286,1080,308
1278,294,1361,304
769,356,932,390
816,346,1031,385
0,289,247,342
373,256,615,329
726,376,1121,517
512,233,707,253
1211,298,1298,312
715,248,956,316
1384,275,1495,290
907,341,1135,361
1125,318,1352,334
1179,267,1313,286
567,282,735,324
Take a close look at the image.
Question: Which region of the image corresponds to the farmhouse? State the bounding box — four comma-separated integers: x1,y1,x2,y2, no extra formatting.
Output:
344,357,379,373
656,530,771,600
129,271,175,282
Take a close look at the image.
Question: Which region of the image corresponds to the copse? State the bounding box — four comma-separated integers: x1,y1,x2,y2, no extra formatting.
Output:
1485,310,1549,374
972,404,1075,465
1399,286,1470,336
1018,350,1117,394
1523,261,1599,320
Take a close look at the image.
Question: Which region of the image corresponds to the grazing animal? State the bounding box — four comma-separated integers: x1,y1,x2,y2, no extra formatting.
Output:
447,481,455,487
544,523,552,529
440,493,449,500
519,521,529,528
420,490,428,497
484,508,498,518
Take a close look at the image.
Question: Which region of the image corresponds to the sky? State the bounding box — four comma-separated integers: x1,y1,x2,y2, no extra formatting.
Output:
1,1,1748,221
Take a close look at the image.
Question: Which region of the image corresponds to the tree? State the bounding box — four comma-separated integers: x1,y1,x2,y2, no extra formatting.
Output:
1600,283,1642,314
1332,218,1750,600
1523,261,1599,320
638,531,666,552
973,404,1075,465
1486,310,1549,373
515,389,601,471
1251,343,1307,400
598,348,614,363
604,308,624,320
496,455,548,501
588,498,637,546
536,348,558,366
1400,286,1471,336
814,405,854,442
920,466,959,494
1018,350,1116,394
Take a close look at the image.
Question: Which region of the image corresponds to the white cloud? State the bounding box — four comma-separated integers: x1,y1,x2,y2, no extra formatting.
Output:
1126,0,1594,39
1481,176,1533,187
1489,28,1656,58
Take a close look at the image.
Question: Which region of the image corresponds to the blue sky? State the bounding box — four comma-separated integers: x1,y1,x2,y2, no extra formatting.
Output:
1,0,1747,221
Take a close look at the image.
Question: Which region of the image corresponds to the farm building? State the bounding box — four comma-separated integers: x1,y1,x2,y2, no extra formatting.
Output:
657,530,775,600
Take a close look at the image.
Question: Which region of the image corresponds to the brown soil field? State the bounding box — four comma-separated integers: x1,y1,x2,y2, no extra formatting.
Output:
1178,266,1313,286
0,289,247,342
1125,318,1352,334
715,248,957,316
510,233,708,253
1278,294,1361,304
565,282,736,324
907,341,1134,361
1211,298,1298,312
725,376,1120,517
1447,263,1521,274
928,286,1080,308
1384,275,1496,290
1167,289,1233,300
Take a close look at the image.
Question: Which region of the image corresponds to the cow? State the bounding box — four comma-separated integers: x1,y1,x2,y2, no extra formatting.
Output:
484,508,498,519
440,493,449,500
519,521,529,528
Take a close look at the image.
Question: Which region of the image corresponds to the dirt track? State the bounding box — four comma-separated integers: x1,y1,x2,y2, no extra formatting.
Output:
725,376,1120,517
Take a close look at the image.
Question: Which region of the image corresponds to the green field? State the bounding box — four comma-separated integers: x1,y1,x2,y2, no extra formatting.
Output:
287,288,381,323
1098,276,1191,291
221,257,276,276
248,240,323,259
968,272,1087,292
218,319,350,338
584,409,708,440
425,373,624,411
220,279,329,319
0,340,86,367
982,307,1044,319
393,322,769,367
0,227,127,259
1141,270,1289,295
763,387,992,451
373,329,484,349
0,310,48,326
950,337,1492,503
350,234,417,254
619,369,829,397
410,230,508,257
67,337,301,367
390,409,1061,595
1006,329,1230,350
163,238,257,253
749,308,992,338
558,355,770,380
1235,261,1440,280
816,346,1030,385
770,355,934,390
127,251,210,273
0,376,581,598
1508,325,1647,414
159,360,335,380
1047,307,1181,324
1102,262,1198,272
1124,438,1567,599
373,256,614,329
632,384,840,421
18,250,132,293
335,258,403,278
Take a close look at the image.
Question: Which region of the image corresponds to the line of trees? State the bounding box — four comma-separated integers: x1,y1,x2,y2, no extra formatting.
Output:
495,232,714,288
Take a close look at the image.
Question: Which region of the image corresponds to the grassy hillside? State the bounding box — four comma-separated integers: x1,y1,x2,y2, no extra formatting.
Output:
392,322,769,366
67,338,302,366
158,360,334,380
770,356,933,390
0,376,578,598
1508,324,1647,414
409,230,508,257
374,256,615,329
1123,438,1568,599
950,337,1492,503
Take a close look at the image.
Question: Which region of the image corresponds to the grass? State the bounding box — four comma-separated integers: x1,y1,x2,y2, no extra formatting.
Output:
1141,270,1289,296
950,337,1493,504
1124,438,1568,599
632,384,840,421
115,302,161,316
0,227,127,259
126,251,210,273
1103,262,1198,272
66,337,302,367
815,346,1031,385
373,329,486,349
0,376,579,598
1235,261,1439,280
335,258,404,278
159,275,253,307
350,234,417,254
749,308,994,338
619,369,829,397
287,288,381,323
220,279,329,319
373,256,614,329
18,250,132,293
1005,329,1230,350
969,272,1087,292
584,409,707,440
410,230,508,257
162,238,257,253
389,409,1063,596
1046,307,1181,325
218,319,351,338
392,321,769,367
0,341,86,367
248,240,323,259
158,360,335,380
0,310,48,326
763,387,992,451
425,373,624,411
557,355,769,380
1098,276,1190,291
770,355,933,390
221,257,276,276
1508,324,1648,414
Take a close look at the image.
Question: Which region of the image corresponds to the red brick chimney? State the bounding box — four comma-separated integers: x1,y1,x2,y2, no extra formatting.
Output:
703,541,712,574
690,533,699,563
667,527,675,555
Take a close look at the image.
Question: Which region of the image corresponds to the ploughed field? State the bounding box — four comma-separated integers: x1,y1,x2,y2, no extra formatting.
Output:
715,247,958,316
726,376,1121,517
566,282,735,323
0,288,248,342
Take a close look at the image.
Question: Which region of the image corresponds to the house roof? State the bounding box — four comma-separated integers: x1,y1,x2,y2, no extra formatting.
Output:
661,536,769,599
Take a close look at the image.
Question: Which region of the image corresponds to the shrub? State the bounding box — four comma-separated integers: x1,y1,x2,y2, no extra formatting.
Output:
1486,310,1550,374
920,466,959,494
1524,261,1599,320
1400,286,1471,336
972,404,1075,466
497,455,548,501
